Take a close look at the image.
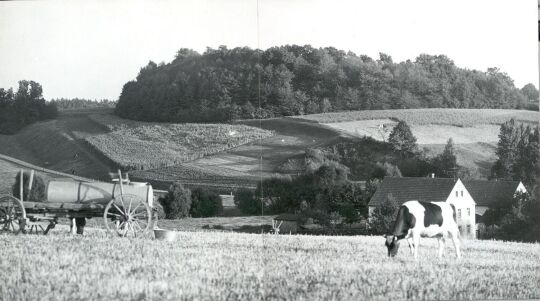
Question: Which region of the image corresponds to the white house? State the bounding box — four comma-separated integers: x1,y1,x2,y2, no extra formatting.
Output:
368,177,527,239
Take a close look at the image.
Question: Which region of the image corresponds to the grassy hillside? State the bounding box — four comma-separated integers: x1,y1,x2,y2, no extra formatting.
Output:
297,109,539,178
0,113,113,180
1,231,538,300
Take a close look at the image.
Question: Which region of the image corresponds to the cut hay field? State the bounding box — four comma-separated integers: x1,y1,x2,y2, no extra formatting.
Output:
1,231,538,300
297,109,539,178
86,114,275,170
130,118,344,190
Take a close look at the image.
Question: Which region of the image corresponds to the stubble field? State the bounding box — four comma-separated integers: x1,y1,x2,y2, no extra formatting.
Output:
1,229,538,301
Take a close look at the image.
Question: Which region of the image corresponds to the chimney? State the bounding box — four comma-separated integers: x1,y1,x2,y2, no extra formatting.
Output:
431,173,435,178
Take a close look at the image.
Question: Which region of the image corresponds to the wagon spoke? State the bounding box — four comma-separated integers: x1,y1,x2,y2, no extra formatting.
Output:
133,221,145,234
112,203,125,216
125,222,134,237
118,195,127,214
107,212,123,218
130,211,148,218
129,203,142,216
127,198,133,217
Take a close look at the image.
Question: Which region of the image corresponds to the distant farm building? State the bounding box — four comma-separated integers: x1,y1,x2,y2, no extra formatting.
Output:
273,213,299,234
368,177,527,239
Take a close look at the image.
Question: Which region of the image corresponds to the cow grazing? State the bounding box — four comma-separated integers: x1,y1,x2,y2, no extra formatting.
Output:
385,201,461,259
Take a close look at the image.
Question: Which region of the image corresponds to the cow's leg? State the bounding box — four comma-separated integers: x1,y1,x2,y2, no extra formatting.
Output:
407,237,414,255
412,232,420,260
70,218,76,235
437,237,446,259
450,230,461,259
75,218,86,235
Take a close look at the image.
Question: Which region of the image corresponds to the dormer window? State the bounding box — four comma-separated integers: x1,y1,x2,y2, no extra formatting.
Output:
467,208,470,216
461,191,463,197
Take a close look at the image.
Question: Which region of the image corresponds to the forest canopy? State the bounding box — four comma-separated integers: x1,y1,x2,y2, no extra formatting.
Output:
115,45,537,123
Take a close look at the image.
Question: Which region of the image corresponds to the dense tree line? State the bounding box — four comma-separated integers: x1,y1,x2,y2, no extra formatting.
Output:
116,45,537,123
51,98,116,110
0,80,58,134
491,119,539,186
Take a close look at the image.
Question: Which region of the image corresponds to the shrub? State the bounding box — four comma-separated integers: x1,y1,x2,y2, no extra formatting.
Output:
12,171,46,202
369,193,399,234
234,189,261,215
159,182,191,219
190,188,223,218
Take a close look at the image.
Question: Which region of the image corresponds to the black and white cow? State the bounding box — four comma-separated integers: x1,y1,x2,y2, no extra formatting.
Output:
385,201,461,259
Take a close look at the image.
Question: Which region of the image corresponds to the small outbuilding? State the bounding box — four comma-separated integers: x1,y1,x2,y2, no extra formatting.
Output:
273,213,299,234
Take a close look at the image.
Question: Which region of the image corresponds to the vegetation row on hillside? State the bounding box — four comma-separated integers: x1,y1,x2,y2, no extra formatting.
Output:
85,118,274,171
115,45,538,123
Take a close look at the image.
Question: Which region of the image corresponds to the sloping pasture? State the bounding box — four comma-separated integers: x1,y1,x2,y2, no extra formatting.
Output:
297,109,539,178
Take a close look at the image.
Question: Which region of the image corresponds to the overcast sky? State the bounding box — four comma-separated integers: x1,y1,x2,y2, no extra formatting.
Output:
0,0,537,100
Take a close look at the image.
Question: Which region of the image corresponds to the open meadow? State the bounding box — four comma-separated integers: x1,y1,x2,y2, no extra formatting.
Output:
1,229,539,301
297,109,540,178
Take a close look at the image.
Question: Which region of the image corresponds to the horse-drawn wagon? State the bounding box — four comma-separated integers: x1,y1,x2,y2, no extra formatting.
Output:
0,169,155,237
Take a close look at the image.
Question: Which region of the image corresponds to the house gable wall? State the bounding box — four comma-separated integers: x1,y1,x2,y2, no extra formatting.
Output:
444,179,476,238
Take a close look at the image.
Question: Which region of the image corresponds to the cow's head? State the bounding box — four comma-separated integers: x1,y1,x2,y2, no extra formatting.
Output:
384,235,400,257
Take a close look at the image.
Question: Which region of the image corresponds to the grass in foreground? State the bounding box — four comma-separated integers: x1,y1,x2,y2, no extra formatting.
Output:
1,229,538,300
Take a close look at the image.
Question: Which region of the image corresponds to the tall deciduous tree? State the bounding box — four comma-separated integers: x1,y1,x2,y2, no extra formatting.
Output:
521,83,539,102
388,121,418,157
492,119,540,186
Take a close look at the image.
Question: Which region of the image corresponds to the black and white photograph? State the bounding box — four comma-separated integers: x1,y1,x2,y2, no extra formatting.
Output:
0,0,539,300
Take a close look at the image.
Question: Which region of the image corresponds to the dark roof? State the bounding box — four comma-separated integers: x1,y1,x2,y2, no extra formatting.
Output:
274,213,298,221
368,177,457,206
462,180,522,206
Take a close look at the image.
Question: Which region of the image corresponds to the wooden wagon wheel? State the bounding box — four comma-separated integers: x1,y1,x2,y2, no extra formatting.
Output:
104,194,151,238
0,195,27,234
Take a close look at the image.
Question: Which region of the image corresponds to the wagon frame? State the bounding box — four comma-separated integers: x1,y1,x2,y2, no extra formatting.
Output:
0,169,154,237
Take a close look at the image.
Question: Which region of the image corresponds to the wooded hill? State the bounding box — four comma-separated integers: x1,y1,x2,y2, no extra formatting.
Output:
116,45,538,123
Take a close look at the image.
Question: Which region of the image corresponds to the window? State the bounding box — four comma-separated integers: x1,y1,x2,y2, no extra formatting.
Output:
467,208,470,216
467,225,471,234
458,225,462,232
458,209,461,219
461,191,463,197
456,191,458,197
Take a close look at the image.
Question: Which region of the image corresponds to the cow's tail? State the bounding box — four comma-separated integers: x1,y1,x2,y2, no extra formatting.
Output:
450,204,457,222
